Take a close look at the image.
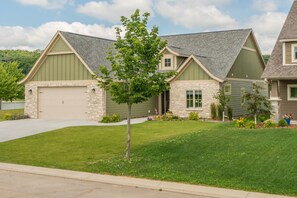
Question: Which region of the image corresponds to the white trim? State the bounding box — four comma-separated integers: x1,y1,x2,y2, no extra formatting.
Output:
283,42,286,65
168,55,223,83
160,47,179,56
186,90,202,109
225,78,265,83
291,44,297,63
280,39,297,42
287,84,297,101
242,46,256,52
47,51,74,55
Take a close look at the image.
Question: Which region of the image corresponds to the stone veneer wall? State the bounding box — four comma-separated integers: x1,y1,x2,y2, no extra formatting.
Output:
170,80,220,118
24,80,105,121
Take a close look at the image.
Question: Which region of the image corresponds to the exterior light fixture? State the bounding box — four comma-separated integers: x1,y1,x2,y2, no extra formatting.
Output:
29,89,33,94
92,88,96,93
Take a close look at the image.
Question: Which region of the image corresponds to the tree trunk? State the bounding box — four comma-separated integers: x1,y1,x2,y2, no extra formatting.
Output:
222,110,225,122
126,104,132,160
254,114,257,125
0,99,2,110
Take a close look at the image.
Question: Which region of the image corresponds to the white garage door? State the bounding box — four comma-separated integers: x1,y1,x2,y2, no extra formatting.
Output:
38,87,88,120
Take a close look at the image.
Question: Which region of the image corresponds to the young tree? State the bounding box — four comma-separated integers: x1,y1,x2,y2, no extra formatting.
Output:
214,87,230,122
0,62,24,109
98,10,175,160
244,83,271,125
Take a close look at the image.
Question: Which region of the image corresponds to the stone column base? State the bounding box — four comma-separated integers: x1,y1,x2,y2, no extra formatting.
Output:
269,97,281,123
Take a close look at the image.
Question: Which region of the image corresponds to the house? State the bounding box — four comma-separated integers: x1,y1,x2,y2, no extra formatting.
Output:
262,0,297,121
21,28,267,120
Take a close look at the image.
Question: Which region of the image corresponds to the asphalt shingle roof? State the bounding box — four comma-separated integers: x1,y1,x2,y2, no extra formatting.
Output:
60,29,252,81
262,0,297,79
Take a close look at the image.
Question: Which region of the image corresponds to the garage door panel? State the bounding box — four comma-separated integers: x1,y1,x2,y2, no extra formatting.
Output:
39,87,88,119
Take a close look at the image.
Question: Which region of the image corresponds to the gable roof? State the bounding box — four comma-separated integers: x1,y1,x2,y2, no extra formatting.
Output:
22,28,255,83
162,29,253,81
262,0,297,79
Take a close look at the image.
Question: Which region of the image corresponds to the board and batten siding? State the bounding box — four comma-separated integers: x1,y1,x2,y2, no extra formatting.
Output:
49,37,71,53
106,91,158,119
279,80,297,119
32,54,93,81
224,80,268,116
176,60,212,81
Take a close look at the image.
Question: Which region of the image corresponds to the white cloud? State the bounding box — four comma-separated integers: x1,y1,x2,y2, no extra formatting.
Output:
155,0,237,30
0,22,117,50
252,0,278,12
77,0,153,23
247,12,287,54
17,0,73,9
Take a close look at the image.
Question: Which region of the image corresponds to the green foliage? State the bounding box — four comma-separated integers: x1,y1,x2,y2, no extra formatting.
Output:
160,112,180,121
227,106,233,121
258,114,270,122
100,114,121,123
262,55,270,64
264,120,277,128
246,121,256,129
214,88,230,121
3,113,12,120
236,117,246,128
188,112,199,121
3,112,29,120
210,103,217,119
0,62,25,107
244,83,272,124
278,119,288,127
217,104,223,120
0,50,41,75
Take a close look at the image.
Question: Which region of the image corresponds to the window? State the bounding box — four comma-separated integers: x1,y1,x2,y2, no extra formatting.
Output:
292,44,297,62
224,84,231,95
241,88,245,105
164,58,171,67
288,85,297,101
186,90,202,108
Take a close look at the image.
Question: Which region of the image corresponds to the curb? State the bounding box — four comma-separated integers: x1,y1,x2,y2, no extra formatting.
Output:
0,163,294,198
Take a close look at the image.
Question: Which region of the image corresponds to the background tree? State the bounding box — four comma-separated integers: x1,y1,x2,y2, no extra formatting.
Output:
0,62,24,109
244,83,271,125
98,10,175,160
214,87,230,122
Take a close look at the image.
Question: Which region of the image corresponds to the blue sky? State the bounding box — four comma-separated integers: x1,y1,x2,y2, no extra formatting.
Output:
0,0,295,53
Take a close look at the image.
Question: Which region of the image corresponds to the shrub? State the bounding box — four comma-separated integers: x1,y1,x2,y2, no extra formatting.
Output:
153,115,162,121
278,119,288,127
259,114,270,122
264,120,277,128
188,112,199,121
236,117,246,128
101,116,111,123
217,105,223,120
110,114,121,122
3,113,12,120
246,121,256,129
210,103,217,119
227,106,233,121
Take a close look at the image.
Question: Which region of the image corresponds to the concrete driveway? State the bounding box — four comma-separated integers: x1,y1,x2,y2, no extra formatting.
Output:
0,118,146,142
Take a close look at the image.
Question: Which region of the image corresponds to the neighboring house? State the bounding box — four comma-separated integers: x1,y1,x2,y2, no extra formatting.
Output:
21,28,267,120
262,0,297,121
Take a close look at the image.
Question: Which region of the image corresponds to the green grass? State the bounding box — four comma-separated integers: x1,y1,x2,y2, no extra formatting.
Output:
0,121,296,196
0,109,24,121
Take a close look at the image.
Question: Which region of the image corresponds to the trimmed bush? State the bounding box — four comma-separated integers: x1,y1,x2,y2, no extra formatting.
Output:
210,103,217,119
246,121,256,129
188,112,199,121
278,119,288,127
227,106,233,121
101,116,111,123
3,113,29,120
264,120,277,128
110,114,121,122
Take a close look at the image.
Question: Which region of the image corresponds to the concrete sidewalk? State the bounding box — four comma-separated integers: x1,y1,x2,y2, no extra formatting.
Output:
0,163,294,198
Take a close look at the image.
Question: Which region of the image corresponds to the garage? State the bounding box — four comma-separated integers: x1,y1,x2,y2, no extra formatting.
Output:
38,87,88,120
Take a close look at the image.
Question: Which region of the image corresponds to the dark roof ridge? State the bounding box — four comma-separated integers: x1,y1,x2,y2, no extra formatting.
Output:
59,31,116,42
161,28,252,38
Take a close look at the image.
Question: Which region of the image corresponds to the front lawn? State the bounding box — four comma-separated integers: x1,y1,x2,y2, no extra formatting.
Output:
0,109,24,121
0,121,296,196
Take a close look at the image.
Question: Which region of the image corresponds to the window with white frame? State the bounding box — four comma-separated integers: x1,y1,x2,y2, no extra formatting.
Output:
164,58,172,67
224,84,231,95
241,88,245,105
293,45,297,62
186,90,202,108
287,85,297,101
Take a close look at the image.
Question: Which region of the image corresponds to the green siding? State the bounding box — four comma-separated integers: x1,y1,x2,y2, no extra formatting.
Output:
177,57,186,67
106,92,158,119
225,80,268,116
243,34,255,49
177,61,212,80
32,54,93,81
49,37,71,53
227,49,264,80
